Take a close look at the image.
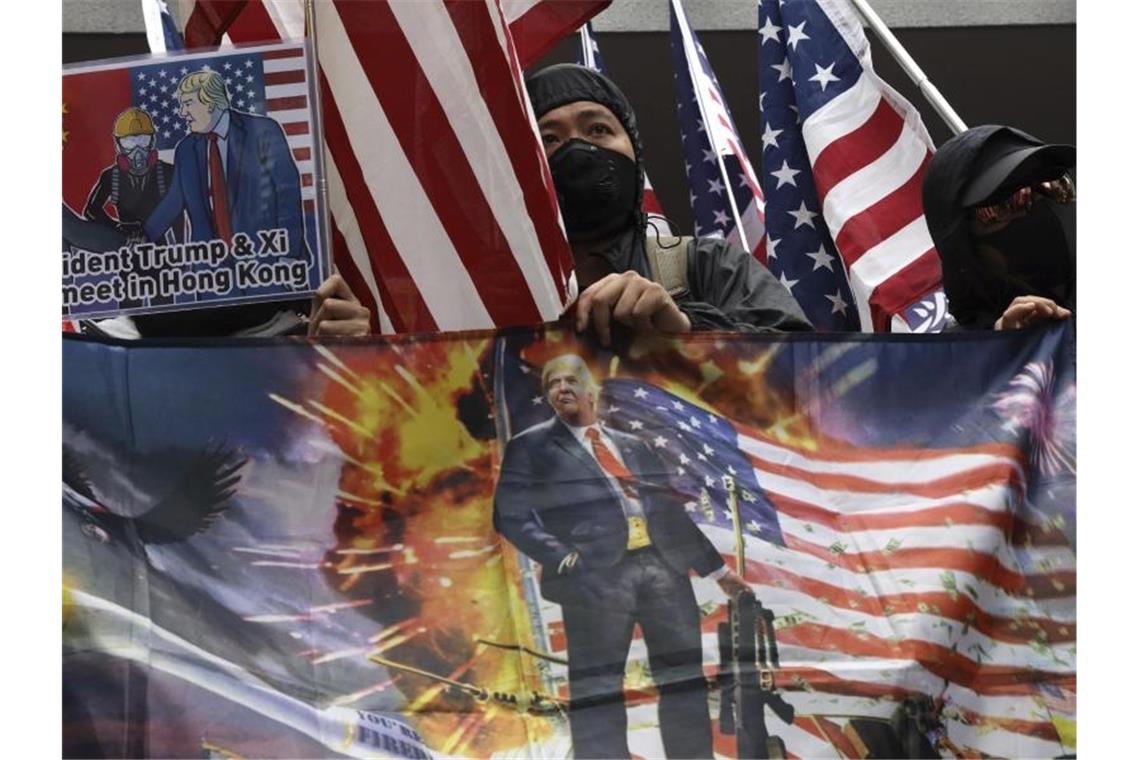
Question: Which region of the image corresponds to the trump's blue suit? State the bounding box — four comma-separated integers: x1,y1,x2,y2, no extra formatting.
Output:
494,417,722,759
144,109,306,260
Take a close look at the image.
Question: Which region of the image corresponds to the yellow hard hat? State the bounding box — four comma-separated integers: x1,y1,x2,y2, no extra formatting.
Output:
112,107,156,139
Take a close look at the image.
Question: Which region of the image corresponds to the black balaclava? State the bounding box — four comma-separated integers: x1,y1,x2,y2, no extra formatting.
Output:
525,64,646,249
922,125,1076,328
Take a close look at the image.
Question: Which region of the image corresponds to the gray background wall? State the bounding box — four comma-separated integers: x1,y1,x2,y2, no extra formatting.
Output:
64,0,1076,232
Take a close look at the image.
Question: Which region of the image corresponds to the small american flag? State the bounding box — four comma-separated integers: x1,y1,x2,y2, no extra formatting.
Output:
574,22,666,218
151,0,611,334
759,0,945,332
669,0,767,264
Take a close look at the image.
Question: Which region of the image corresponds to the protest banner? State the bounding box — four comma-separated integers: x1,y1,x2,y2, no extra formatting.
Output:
62,40,329,321
63,324,1075,758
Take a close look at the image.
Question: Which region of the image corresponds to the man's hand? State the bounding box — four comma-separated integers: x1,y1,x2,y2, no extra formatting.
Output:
716,568,751,599
557,551,581,575
994,295,1072,331
575,271,691,347
309,274,372,337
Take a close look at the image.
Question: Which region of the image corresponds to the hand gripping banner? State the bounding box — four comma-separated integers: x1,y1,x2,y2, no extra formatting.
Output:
63,324,1075,758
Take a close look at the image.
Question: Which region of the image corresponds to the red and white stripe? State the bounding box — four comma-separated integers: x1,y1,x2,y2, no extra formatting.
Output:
802,0,943,331
165,0,609,333
529,423,1072,757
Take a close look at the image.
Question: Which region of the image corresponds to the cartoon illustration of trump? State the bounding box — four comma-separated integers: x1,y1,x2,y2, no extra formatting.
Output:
144,69,306,259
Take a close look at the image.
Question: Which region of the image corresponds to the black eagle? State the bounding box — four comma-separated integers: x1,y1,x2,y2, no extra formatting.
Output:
63,444,246,547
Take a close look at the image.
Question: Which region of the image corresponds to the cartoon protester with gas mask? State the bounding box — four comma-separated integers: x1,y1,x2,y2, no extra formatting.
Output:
83,107,181,244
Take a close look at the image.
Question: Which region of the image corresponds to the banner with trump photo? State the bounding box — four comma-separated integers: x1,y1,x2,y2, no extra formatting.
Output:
62,41,328,321
63,324,1075,758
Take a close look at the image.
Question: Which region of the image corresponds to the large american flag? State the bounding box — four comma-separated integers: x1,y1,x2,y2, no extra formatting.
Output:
669,0,768,266
593,377,1075,757
761,0,946,332
574,22,666,219
495,331,1075,757
148,0,612,334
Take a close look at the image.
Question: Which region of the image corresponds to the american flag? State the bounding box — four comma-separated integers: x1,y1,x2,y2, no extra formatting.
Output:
669,0,767,265
495,330,1075,757
149,0,610,334
760,0,946,332
596,377,1075,757
574,22,666,218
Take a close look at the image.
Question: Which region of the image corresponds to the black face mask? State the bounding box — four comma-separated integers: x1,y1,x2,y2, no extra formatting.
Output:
548,139,638,244
976,198,1076,308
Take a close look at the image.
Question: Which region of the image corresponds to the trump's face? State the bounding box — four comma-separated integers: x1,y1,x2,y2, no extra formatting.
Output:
545,369,596,426
179,91,217,134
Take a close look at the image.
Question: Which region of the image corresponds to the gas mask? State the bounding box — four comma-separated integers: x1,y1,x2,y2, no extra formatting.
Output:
548,139,638,244
116,134,157,176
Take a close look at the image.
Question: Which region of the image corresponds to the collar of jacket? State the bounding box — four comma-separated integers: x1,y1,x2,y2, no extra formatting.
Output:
577,220,653,279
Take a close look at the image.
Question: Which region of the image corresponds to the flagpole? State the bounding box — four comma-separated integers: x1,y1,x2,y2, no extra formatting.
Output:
847,0,967,135
304,0,335,280
671,0,751,251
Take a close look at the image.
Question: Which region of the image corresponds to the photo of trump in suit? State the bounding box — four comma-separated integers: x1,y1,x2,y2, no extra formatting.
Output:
144,68,307,262
493,354,750,759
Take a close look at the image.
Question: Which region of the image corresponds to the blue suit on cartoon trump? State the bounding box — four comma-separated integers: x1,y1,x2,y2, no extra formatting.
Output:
144,69,306,261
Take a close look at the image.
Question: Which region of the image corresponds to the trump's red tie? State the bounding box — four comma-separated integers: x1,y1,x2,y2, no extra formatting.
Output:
585,427,651,549
207,132,233,241
586,428,636,496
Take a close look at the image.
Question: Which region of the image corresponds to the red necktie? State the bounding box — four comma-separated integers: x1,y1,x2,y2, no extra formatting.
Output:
207,132,233,241
586,427,637,496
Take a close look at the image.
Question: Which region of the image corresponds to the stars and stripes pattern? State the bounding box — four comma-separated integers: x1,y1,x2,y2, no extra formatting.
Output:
510,364,1074,757
599,377,1074,757
669,0,767,264
574,22,666,218
760,0,946,332
757,2,860,330
150,0,611,334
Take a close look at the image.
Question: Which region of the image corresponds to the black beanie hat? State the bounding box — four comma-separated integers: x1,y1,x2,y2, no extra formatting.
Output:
525,63,645,210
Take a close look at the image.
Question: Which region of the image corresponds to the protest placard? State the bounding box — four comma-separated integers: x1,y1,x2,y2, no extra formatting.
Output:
62,41,328,320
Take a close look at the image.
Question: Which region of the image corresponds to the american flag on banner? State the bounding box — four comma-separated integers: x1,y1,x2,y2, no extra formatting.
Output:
669,0,768,265
147,0,612,334
594,377,1075,757
574,22,666,218
140,47,317,223
759,0,947,332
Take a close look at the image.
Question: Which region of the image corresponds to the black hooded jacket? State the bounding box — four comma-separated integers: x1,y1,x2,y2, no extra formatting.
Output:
527,64,812,333
923,125,1075,330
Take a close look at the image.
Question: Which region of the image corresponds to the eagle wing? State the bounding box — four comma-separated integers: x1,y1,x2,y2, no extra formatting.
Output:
134,444,247,545
62,447,98,503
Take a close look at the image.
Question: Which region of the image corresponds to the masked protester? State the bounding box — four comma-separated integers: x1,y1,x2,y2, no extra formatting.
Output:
526,64,812,344
83,108,178,244
923,125,1076,330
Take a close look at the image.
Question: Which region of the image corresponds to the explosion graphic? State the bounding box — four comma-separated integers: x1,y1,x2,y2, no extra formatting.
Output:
261,329,865,755
991,361,1076,477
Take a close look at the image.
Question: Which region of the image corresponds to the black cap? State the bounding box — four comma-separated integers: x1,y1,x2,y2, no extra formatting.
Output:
959,126,1075,207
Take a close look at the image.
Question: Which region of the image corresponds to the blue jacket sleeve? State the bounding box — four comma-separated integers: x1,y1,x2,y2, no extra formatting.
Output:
144,144,188,242
261,118,306,260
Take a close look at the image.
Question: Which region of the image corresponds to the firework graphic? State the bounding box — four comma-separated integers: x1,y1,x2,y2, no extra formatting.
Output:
992,361,1076,477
